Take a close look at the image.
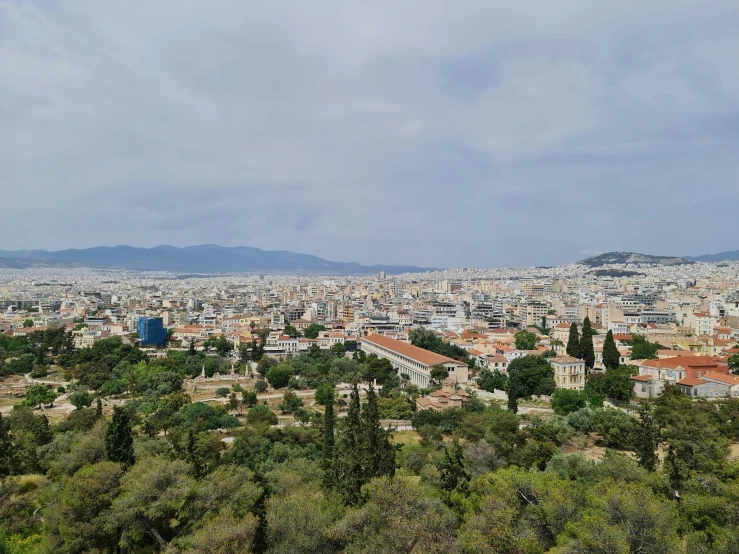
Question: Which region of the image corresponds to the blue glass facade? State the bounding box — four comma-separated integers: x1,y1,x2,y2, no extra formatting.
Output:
138,316,167,347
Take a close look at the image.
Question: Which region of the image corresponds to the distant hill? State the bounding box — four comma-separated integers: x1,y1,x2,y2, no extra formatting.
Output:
685,250,739,263
0,245,436,275
579,252,692,267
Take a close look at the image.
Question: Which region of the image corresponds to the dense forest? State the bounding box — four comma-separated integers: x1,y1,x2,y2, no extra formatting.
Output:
1,332,739,553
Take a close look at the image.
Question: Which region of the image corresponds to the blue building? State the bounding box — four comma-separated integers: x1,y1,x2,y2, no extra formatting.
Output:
138,317,167,347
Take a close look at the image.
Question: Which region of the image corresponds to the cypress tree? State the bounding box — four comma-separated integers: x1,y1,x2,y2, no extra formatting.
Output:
0,413,13,477
361,385,396,479
602,330,620,370
322,394,336,491
105,406,135,468
580,317,595,370
189,339,196,356
439,441,470,499
635,403,659,472
566,322,581,358
336,383,364,505
96,397,103,418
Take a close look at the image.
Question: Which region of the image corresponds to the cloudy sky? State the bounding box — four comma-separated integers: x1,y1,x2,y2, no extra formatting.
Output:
1,1,737,268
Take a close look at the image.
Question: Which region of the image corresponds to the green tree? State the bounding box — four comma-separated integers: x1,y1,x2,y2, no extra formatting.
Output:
279,390,304,414
332,476,459,554
430,364,449,383
242,390,258,408
336,383,365,505
330,342,346,357
361,386,396,480
602,365,638,401
506,355,556,413
22,318,34,328
50,461,124,553
255,379,268,393
21,384,57,408
303,323,326,339
438,440,470,499
283,324,301,338
266,364,292,389
634,402,659,471
322,395,336,492
630,335,661,360
515,329,538,350
105,406,135,467
551,389,587,415
247,405,278,426
0,413,12,477
580,317,595,370
477,368,508,392
215,386,230,397
111,456,195,550
727,354,739,374
602,329,620,370
566,322,581,358
228,392,240,414
69,389,94,410
315,382,335,406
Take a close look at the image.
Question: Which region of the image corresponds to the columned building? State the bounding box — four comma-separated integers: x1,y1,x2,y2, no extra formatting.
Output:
361,334,468,388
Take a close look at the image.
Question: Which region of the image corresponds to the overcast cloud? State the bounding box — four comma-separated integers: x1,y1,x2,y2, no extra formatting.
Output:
1,0,737,268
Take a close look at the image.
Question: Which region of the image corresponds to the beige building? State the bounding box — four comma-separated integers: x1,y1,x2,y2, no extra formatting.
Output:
551,355,586,390
361,334,469,388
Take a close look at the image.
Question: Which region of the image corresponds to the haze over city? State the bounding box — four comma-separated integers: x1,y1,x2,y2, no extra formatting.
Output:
2,0,738,267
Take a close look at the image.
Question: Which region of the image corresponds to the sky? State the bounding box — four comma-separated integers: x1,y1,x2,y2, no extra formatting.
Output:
1,0,737,269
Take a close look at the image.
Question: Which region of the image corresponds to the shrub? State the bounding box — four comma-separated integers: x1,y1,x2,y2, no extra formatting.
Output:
248,405,278,426
215,387,230,397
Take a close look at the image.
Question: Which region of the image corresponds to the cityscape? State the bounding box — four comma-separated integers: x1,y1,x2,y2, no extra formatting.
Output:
2,0,738,552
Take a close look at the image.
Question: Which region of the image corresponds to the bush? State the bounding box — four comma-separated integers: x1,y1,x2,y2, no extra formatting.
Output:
566,408,593,433
215,387,230,397
278,391,304,414
255,380,269,393
591,408,637,448
551,389,587,415
57,386,66,393
248,405,278,426
266,365,292,389
527,416,575,446
30,366,48,378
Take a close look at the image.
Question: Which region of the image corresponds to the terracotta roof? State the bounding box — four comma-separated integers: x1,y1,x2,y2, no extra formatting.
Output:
631,374,654,381
677,377,707,386
701,372,739,386
362,334,460,367
693,312,710,317
551,355,583,364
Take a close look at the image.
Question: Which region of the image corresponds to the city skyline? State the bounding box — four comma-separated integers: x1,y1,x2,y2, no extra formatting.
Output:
1,0,738,267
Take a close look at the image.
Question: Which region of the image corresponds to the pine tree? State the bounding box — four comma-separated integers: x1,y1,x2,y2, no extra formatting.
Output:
635,403,659,472
361,385,396,479
322,395,336,491
602,330,620,370
566,322,581,358
105,407,135,468
580,317,595,370
336,383,365,505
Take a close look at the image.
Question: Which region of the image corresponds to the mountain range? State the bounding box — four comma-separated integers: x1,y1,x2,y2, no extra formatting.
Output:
685,250,739,263
0,245,436,274
580,250,739,267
